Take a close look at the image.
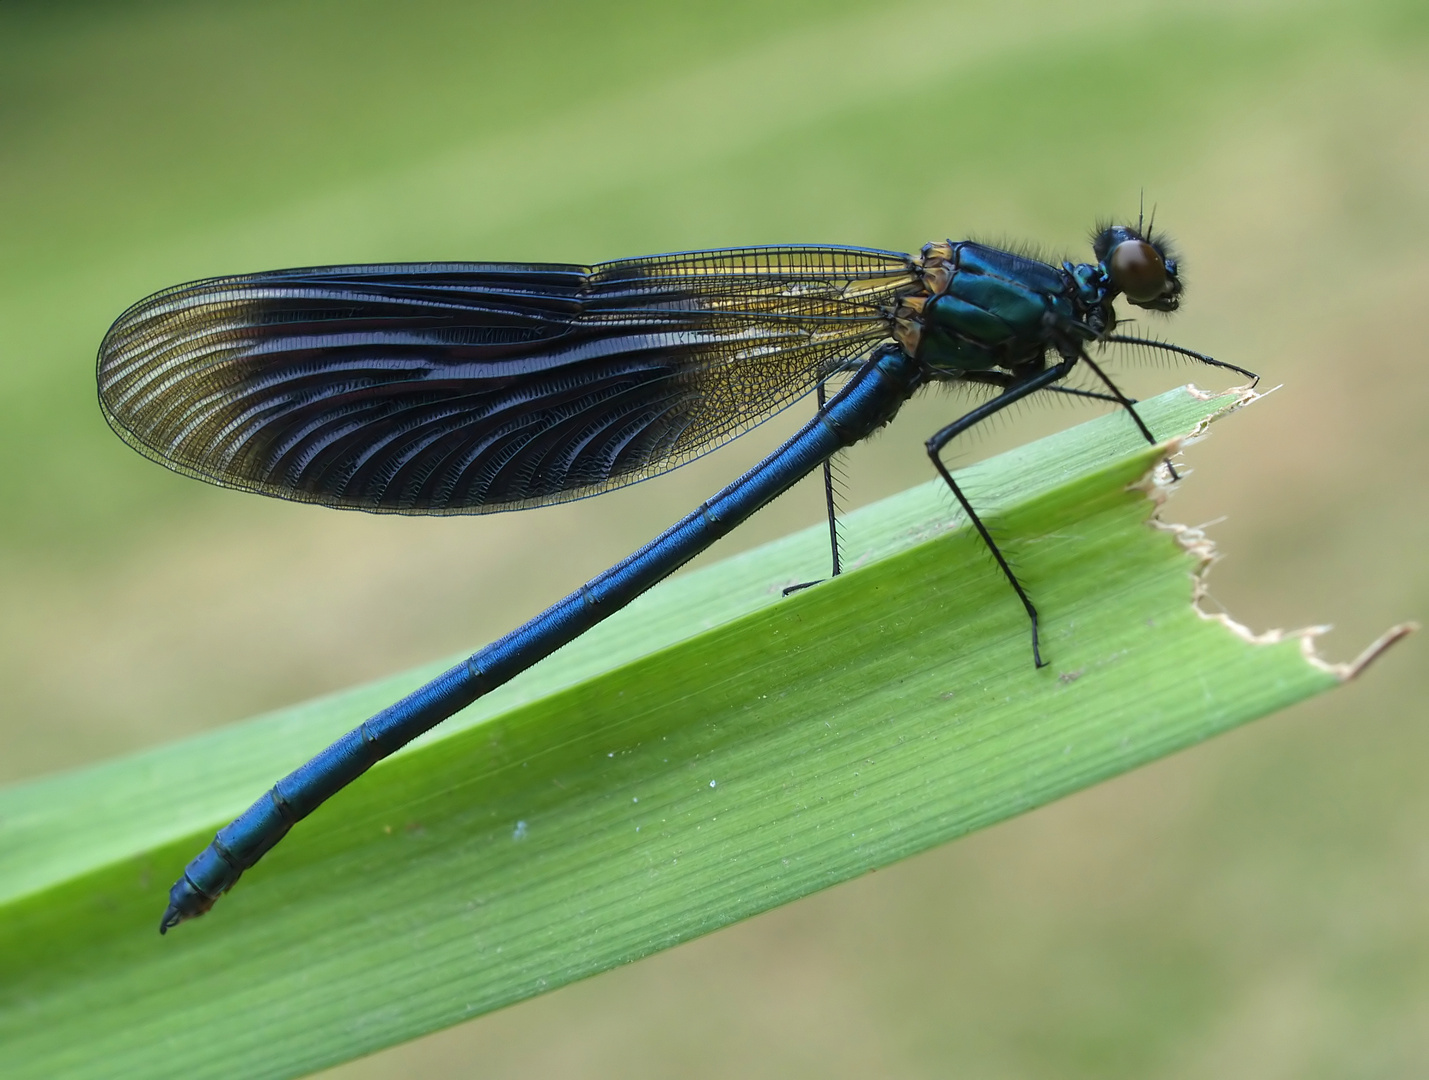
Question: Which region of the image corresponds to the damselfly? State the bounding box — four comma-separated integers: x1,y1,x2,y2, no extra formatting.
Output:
96,219,1255,932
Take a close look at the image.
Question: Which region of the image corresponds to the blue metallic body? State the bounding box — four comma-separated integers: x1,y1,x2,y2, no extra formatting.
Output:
92,225,1226,931
162,345,924,928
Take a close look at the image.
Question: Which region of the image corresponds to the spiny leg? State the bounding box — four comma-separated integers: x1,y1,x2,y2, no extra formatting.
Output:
1100,334,1260,386
926,358,1077,668
1076,349,1180,482
1045,384,1135,406
817,380,843,578
1085,335,1260,478
783,380,844,596
964,369,1133,407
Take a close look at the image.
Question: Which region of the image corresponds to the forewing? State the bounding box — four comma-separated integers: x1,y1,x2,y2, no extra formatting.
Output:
97,247,918,513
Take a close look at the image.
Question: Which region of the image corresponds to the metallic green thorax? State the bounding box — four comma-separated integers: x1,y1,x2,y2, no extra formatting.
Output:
913,241,1111,378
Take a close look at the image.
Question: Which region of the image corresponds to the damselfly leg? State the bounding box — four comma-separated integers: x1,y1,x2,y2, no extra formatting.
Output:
924,357,1078,669
783,380,845,596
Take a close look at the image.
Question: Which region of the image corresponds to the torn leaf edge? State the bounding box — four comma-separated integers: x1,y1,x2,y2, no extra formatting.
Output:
1137,384,1415,683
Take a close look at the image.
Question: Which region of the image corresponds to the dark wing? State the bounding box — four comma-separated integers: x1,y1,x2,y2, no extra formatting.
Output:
97,247,919,513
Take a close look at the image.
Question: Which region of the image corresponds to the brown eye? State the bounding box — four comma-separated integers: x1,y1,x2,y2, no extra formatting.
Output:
1108,240,1168,303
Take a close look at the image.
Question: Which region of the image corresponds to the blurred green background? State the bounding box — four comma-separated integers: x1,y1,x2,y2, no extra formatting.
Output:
2,0,1425,1075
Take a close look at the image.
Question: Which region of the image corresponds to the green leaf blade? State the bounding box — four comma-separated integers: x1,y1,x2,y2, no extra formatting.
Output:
0,386,1385,1080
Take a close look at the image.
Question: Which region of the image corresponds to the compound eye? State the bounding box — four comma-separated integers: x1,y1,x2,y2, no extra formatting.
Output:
1108,240,1168,303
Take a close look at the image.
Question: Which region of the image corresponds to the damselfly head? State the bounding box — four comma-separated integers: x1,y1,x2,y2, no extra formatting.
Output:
1091,223,1182,313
